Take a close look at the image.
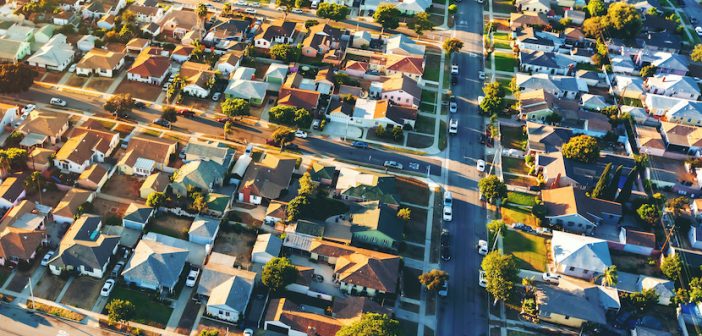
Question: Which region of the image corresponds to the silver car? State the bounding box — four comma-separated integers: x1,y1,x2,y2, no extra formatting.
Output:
383,161,403,169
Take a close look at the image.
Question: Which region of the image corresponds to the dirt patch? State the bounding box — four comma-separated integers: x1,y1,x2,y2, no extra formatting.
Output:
34,273,68,301
212,226,257,268
92,198,130,219
407,133,434,149
146,213,193,240
85,77,114,92
25,188,68,209
230,210,263,227
114,80,163,102
60,276,104,310
65,74,87,88
41,72,64,84
182,96,214,113
102,174,144,200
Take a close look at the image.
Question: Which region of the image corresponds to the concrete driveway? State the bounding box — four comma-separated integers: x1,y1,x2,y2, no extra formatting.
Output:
323,121,363,140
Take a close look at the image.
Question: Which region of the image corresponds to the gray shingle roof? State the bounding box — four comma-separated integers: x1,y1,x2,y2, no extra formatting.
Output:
122,239,188,290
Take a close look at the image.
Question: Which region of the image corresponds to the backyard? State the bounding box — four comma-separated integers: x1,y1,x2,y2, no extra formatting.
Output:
500,125,526,151
101,174,143,200
212,225,258,268
505,191,536,207
503,229,548,272
146,213,194,240
610,250,663,277
105,286,173,328
33,274,68,301
492,32,511,50
502,157,529,175
301,197,349,221
500,206,541,227
402,205,429,244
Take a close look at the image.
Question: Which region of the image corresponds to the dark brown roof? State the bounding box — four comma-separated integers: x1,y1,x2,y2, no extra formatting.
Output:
241,155,296,200
384,104,418,124
623,229,656,248
266,298,343,336
278,87,320,111
259,20,297,41
0,229,45,260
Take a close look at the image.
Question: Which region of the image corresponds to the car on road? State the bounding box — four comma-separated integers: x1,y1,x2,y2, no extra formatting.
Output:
292,8,303,13
536,227,552,235
451,75,458,86
697,26,702,36
153,118,171,128
438,281,448,297
249,2,261,7
476,159,486,172
245,8,257,13
449,100,458,113
478,95,484,105
134,101,146,109
22,104,36,114
352,141,369,149
178,109,195,118
443,191,452,208
294,130,308,138
476,0,484,3
529,185,541,192
49,97,67,107
41,251,55,266
441,246,451,261
186,268,200,287
383,161,403,169
512,223,535,233
236,0,246,5
443,206,452,221
542,272,561,284
450,65,459,75
441,229,450,246
479,270,487,287
449,119,458,134
477,240,488,255
212,92,221,101
244,329,254,336
101,279,115,297
216,117,233,123
478,71,486,80
276,6,287,10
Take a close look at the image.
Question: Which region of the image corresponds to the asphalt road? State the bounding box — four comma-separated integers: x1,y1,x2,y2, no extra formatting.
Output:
437,0,489,335
0,304,117,336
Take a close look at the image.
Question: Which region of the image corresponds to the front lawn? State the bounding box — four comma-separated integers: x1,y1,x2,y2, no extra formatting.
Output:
493,32,512,50
421,90,437,105
438,121,447,150
576,62,600,72
493,0,515,13
401,267,423,300
397,176,431,206
423,54,442,82
503,229,548,272
105,286,173,328
506,191,536,207
500,206,541,227
403,206,429,244
494,52,517,72
415,115,436,134
502,157,529,175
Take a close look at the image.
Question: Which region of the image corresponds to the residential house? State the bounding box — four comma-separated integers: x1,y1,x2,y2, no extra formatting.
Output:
635,125,666,157
121,238,188,293
309,239,400,296
181,139,234,166
170,160,227,196
580,94,609,111
616,272,675,305
370,54,425,81
127,47,171,85
97,14,116,30
129,4,164,23
564,10,586,25
361,0,430,14
140,172,170,199
526,122,572,154
385,34,425,58
75,48,125,77
27,148,55,172
125,38,150,54
641,32,682,54
514,27,563,53
370,75,420,108
617,228,656,256
171,44,194,63
612,75,645,100
644,74,701,100
344,60,369,77
611,56,637,75
122,203,154,231
81,0,127,19
53,126,119,174
302,23,343,58
0,102,17,131
180,61,215,98
204,19,250,46
159,9,202,40
52,9,79,26
551,230,612,280
0,176,25,210
519,51,574,75
542,186,622,234
330,98,417,129
509,12,548,30
688,222,702,249
197,253,256,323
0,39,31,63
189,215,220,247
660,121,702,155
27,34,74,71
118,134,177,176
141,232,207,266
238,154,296,204
516,73,588,99
350,201,403,251
264,63,289,86
17,112,70,146
76,164,109,191
308,162,337,186
650,52,689,75
224,67,267,105
535,278,620,328
77,35,98,52
278,87,320,112
352,31,372,49
254,20,297,49
215,51,241,76
264,298,344,335
537,152,636,190
251,233,282,264
516,0,551,14
53,188,94,224
337,172,399,206
205,193,230,218
264,201,287,226
48,214,119,278
0,200,47,267
282,220,329,251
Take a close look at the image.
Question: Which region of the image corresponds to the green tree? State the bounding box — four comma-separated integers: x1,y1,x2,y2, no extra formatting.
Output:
637,203,661,227
0,63,37,94
604,165,623,200
397,208,411,221
161,106,178,122
305,19,319,29
336,313,400,336
606,2,642,38
481,251,519,303
692,44,702,63
442,38,464,55
23,171,44,195
448,3,457,13
583,16,606,38
1,148,27,169
269,43,300,62
298,172,316,197
590,162,611,199
196,3,208,18
106,299,135,325
480,82,506,115
646,7,659,15
616,166,638,202
479,175,507,203
269,105,297,125
293,107,312,128
521,297,539,323
412,12,433,34
104,93,134,116
222,3,231,14
286,194,309,221
597,265,618,287
587,0,605,16
223,121,233,139
199,329,220,336
561,135,600,163
373,4,401,29
418,269,448,291
640,65,656,77
391,126,403,141
146,192,166,208
272,126,295,148
668,196,690,217
622,289,659,315
315,3,350,21
221,97,250,119
487,219,506,237
276,0,295,11
262,257,297,291
375,124,386,137
660,254,682,280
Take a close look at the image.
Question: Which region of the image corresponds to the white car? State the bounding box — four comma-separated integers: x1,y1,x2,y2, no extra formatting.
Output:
68,64,76,73
49,97,67,107
22,104,36,114
294,130,308,138
443,206,452,221
438,281,448,297
477,239,488,255
449,119,458,134
236,0,247,4
476,159,486,172
100,279,115,297
451,65,459,75
276,6,287,10
243,329,254,336
542,272,561,284
383,161,403,169
249,2,261,7
292,8,304,13
41,250,55,266
478,71,486,80
245,8,257,13
186,268,200,287
479,270,487,288
449,101,458,113
443,191,452,208
696,26,702,36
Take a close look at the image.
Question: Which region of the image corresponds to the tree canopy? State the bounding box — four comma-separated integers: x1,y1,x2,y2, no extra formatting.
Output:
0,63,36,94
316,3,350,21
104,93,134,115
480,82,506,115
443,38,464,55
146,192,166,208
637,203,661,226
261,257,298,291
336,313,400,336
106,299,135,325
221,97,250,118
373,4,401,29
660,254,682,280
587,0,605,16
412,12,433,34
269,43,300,62
269,105,312,128
561,135,600,163
418,269,448,291
481,251,518,302
692,44,702,63
479,175,507,203
271,126,296,147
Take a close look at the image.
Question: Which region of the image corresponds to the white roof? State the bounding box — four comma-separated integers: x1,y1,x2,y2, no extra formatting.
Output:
551,231,612,273
265,63,288,79
27,34,75,68
231,67,256,81
251,233,282,258
352,98,379,120
134,157,155,171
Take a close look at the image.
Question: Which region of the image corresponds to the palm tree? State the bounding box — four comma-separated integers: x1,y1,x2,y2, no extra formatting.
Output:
598,265,618,287
24,171,44,204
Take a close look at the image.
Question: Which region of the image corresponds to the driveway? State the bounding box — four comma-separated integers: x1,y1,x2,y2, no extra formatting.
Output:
323,121,363,140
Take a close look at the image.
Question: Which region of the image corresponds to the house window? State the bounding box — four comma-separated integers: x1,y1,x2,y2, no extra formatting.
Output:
569,266,575,271
219,310,223,314
225,312,230,316
564,316,570,320
583,270,589,274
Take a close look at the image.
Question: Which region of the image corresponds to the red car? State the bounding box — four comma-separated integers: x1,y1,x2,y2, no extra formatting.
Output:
178,109,195,118
216,117,232,123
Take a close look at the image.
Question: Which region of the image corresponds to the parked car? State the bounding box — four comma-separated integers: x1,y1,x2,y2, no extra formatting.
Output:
186,268,200,287
448,119,458,134
245,144,254,155
22,104,36,114
294,130,308,138
178,109,195,118
477,240,488,255
41,250,55,266
352,141,369,149
512,223,535,233
276,6,287,10
245,8,257,13
438,280,448,297
478,95,484,105
111,261,125,277
536,227,552,235
443,191,452,208
101,279,116,297
696,26,702,36
528,185,541,192
153,118,171,128
441,229,450,246
451,65,459,75
291,8,303,13
383,161,403,169
236,0,246,5
49,97,67,107
441,246,451,261
134,101,146,109
216,117,233,123
312,119,321,129
449,100,458,113
243,329,254,336
479,270,487,287
476,159,486,172
443,206,452,222
478,71,486,80
212,92,222,101
542,272,561,284
451,75,458,86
